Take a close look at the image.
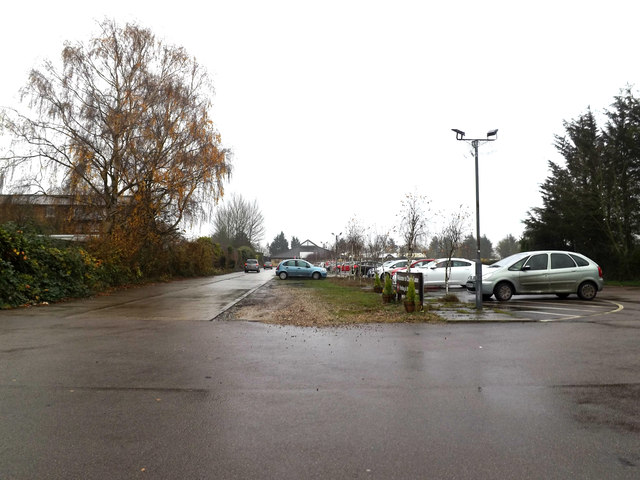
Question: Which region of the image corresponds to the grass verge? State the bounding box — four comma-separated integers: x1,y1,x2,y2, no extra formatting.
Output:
231,276,443,327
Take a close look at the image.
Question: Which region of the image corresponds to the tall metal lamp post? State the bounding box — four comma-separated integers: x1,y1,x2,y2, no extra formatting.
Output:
331,232,341,275
452,128,498,310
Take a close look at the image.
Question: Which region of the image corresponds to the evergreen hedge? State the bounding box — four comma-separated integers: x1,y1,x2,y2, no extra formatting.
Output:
0,223,253,309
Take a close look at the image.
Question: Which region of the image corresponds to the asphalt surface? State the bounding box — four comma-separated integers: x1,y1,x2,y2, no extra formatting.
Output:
434,287,624,323
1,273,639,479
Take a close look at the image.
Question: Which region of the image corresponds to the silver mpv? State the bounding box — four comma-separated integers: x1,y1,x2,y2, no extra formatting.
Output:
467,250,604,301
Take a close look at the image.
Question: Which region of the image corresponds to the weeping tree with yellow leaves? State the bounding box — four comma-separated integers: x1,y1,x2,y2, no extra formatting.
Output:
0,20,231,274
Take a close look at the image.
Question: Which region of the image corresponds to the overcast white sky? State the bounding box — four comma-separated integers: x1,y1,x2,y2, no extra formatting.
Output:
2,0,639,250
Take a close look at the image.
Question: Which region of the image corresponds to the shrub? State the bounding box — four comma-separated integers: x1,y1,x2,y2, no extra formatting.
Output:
405,277,417,304
167,237,220,277
237,246,257,267
383,274,394,296
374,273,382,291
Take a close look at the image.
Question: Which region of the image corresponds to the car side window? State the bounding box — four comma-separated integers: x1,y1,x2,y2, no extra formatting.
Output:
453,261,470,267
525,254,548,271
569,254,589,267
285,260,294,267
551,253,576,269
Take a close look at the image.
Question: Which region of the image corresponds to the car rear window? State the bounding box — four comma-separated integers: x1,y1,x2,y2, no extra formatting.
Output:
453,261,471,267
569,254,590,267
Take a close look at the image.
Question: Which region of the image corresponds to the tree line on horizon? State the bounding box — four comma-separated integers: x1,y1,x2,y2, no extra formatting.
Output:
264,229,520,263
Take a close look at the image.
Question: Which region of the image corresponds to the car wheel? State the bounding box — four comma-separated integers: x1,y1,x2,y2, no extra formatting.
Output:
556,293,570,299
312,272,321,280
577,281,597,300
494,282,514,301
279,272,288,280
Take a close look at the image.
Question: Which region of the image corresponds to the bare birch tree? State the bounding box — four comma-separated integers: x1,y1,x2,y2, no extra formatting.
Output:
437,206,470,293
397,193,430,269
1,20,231,266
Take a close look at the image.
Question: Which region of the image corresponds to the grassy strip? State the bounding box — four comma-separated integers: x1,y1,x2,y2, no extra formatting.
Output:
277,276,443,325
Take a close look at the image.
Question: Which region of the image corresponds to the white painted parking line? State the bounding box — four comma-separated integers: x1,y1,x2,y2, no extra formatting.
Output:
512,305,596,313
539,316,582,322
507,302,613,312
518,310,574,316
506,299,623,322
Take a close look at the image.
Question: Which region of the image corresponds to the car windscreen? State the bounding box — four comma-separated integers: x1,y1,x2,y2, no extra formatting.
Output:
490,252,529,269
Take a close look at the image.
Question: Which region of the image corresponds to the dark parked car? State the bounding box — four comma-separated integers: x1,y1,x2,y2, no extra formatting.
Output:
276,259,327,280
244,259,260,273
264,261,273,269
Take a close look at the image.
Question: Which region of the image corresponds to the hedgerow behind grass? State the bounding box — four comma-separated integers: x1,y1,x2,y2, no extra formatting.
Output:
0,223,109,308
0,222,246,309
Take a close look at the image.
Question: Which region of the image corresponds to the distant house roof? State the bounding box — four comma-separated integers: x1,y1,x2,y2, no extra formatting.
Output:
272,239,332,260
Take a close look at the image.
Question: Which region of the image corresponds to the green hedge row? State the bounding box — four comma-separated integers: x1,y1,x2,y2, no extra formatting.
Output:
0,223,109,308
0,223,256,309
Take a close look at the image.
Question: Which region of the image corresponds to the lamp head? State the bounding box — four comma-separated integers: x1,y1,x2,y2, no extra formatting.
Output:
452,128,466,140
487,129,498,139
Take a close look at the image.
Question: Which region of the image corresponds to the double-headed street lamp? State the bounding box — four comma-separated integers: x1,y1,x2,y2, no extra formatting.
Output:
452,128,498,310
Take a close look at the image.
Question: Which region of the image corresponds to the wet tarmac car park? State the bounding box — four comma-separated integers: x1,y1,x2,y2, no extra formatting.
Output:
1,275,638,479
426,287,623,323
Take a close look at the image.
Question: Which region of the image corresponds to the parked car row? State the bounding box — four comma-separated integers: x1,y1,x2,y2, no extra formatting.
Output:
391,258,476,288
386,250,603,302
253,250,604,302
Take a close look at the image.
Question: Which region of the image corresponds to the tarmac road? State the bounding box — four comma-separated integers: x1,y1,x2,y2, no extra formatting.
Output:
1,277,639,479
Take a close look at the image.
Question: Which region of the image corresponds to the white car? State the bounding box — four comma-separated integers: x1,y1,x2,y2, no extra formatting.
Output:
375,259,408,280
415,258,476,287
